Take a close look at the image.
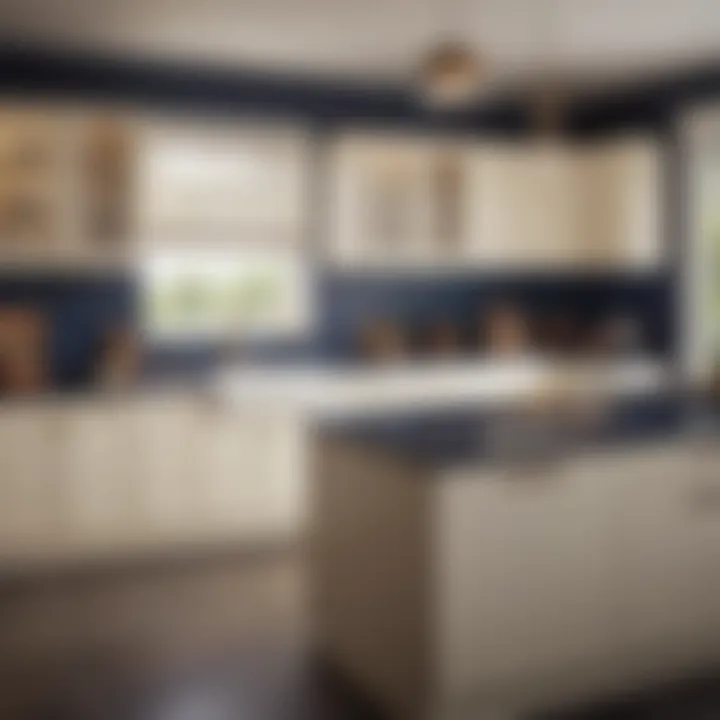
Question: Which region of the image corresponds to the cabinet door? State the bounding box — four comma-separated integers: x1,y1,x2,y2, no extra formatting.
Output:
65,111,137,262
615,140,663,267
329,135,438,266
58,402,139,552
612,445,720,666
192,408,265,538
260,414,306,535
437,457,615,697
574,139,662,269
0,407,60,556
130,399,199,543
0,109,68,260
196,410,305,541
471,145,576,268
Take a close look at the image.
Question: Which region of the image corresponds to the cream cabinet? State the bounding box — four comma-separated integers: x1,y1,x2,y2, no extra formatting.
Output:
0,105,312,265
191,405,306,540
0,406,60,552
436,456,616,703
129,398,201,540
57,402,139,549
470,139,663,270
328,133,472,267
572,138,663,269
0,105,136,270
611,444,720,669
0,398,306,569
313,436,720,719
439,446,720,714
328,133,663,271
469,144,578,267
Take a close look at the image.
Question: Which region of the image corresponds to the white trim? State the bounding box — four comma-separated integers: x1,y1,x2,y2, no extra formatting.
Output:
678,104,720,384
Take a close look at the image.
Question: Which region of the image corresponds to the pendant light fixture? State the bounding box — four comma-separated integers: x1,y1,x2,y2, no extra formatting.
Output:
418,39,483,109
527,0,567,139
417,0,484,109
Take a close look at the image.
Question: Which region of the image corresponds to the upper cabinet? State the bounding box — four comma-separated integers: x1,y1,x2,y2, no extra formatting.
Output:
0,110,65,258
328,134,473,268
571,138,663,269
327,133,664,271
0,107,311,269
0,106,136,269
136,120,310,252
469,144,579,268
0,107,661,273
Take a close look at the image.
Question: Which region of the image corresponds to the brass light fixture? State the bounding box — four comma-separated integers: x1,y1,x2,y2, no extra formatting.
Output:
418,39,483,109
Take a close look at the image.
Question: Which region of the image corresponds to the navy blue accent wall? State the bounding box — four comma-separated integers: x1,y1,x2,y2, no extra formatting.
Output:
139,270,674,377
317,272,674,361
570,61,720,136
0,43,530,134
0,275,134,387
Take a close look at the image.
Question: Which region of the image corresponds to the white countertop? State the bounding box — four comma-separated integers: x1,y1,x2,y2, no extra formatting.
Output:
214,357,670,418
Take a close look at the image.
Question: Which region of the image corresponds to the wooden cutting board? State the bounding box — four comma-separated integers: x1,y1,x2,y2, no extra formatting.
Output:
0,307,47,394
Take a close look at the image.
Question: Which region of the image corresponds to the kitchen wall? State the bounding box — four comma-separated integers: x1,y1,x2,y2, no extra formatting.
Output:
569,61,720,136
316,272,674,361
0,43,530,131
0,275,134,387
0,42,686,385
568,61,720,383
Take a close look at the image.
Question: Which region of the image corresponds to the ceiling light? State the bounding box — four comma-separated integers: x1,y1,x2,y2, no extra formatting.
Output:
418,40,483,109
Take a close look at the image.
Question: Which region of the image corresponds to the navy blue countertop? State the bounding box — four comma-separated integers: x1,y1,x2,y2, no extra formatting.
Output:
318,394,720,468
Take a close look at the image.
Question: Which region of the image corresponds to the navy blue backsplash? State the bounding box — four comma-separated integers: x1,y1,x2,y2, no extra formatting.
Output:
316,271,675,361
141,270,674,380
0,270,673,387
0,275,135,388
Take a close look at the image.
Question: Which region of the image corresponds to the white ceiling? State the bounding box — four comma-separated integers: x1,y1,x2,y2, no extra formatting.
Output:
2,0,720,91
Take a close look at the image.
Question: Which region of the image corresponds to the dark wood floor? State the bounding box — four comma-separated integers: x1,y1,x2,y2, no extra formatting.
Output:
1,550,720,720
0,549,383,720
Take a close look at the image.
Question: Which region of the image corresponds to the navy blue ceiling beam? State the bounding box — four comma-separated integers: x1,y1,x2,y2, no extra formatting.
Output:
0,41,529,133
5,42,720,136
570,61,720,134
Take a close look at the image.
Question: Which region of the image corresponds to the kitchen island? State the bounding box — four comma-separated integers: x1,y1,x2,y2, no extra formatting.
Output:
311,399,720,719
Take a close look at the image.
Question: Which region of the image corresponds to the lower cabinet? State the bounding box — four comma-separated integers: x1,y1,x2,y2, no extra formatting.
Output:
0,397,306,567
437,446,720,715
59,402,139,549
190,403,306,540
436,456,616,705
314,438,720,719
612,445,720,668
0,407,61,550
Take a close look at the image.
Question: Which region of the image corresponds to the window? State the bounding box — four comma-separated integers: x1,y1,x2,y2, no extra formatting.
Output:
137,119,311,341
137,121,308,247
142,251,311,341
